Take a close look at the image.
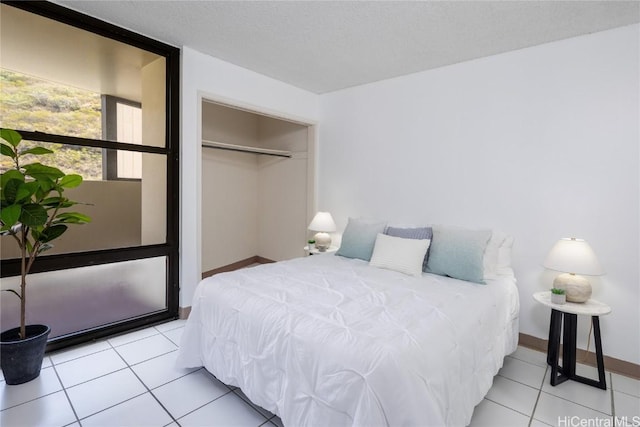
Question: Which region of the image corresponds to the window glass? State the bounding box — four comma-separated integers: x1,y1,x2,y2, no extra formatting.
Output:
0,139,103,180
0,69,101,139
1,257,167,339
0,143,167,259
116,102,143,179
0,1,177,347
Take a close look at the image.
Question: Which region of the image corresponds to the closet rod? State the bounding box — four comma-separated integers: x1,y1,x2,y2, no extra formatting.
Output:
202,140,292,158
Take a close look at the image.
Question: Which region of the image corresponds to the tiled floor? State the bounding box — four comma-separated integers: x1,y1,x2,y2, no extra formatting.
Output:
1,320,639,427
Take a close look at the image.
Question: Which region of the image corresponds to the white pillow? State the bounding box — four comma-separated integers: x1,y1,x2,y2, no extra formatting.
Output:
369,233,431,277
483,231,514,279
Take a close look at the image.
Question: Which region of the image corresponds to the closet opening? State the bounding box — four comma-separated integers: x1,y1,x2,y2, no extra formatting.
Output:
200,99,315,279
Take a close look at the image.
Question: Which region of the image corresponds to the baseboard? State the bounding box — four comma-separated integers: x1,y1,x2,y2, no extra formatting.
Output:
178,306,191,319
519,333,640,380
201,256,275,279
180,256,276,319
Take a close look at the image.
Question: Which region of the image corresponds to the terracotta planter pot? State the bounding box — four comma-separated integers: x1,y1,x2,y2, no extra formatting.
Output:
0,324,50,385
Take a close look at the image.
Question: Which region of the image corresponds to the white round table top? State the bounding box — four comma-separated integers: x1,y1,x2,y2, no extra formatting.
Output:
533,291,611,316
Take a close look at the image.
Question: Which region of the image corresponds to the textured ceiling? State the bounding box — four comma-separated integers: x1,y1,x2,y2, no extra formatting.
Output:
56,1,640,94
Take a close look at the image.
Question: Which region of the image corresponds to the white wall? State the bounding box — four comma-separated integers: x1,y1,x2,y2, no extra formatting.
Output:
318,25,639,364
201,149,259,271
257,118,309,261
181,47,320,307
201,102,260,272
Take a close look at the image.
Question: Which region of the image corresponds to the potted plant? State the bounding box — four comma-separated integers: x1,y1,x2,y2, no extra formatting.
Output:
550,288,566,305
0,129,91,385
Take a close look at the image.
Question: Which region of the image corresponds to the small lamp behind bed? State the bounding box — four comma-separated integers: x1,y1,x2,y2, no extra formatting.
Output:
543,237,604,303
308,212,336,252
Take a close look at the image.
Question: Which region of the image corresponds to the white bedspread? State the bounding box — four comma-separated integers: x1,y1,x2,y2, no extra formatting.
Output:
177,254,519,427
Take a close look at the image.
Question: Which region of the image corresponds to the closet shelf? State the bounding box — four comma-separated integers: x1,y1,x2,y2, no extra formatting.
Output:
202,140,292,158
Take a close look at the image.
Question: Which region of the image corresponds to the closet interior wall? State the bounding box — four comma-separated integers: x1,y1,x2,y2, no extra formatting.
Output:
201,101,309,275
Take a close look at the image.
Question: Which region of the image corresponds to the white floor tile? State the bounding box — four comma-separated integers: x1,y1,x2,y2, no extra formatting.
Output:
0,390,76,427
49,340,111,365
541,370,612,414
66,368,146,419
534,392,612,426
178,392,268,427
529,419,553,427
131,350,198,389
81,392,173,427
55,349,127,387
41,356,52,369
468,399,530,427
108,327,161,348
612,373,640,398
485,375,539,416
155,319,188,333
153,369,230,418
499,356,547,388
0,366,62,410
115,334,178,366
162,327,184,346
614,391,640,419
510,346,548,368
574,362,606,380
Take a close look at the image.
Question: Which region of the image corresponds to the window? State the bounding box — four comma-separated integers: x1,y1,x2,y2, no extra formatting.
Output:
102,95,143,180
0,2,179,350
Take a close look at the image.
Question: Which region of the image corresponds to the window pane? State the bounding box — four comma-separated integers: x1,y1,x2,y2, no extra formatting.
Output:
1,4,167,148
113,101,143,179
1,146,167,259
1,257,167,339
0,139,103,180
0,69,101,139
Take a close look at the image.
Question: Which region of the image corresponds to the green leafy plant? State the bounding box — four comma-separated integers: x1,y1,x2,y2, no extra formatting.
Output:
0,129,91,340
307,239,316,245
551,288,565,295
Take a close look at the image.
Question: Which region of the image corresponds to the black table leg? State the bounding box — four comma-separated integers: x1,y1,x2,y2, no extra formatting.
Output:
562,313,577,378
549,309,568,386
570,316,607,390
547,311,607,390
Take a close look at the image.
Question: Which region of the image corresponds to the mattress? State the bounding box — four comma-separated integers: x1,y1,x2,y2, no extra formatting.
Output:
177,254,519,426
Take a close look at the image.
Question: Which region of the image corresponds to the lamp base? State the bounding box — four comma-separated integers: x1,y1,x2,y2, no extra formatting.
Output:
553,273,591,303
314,232,331,252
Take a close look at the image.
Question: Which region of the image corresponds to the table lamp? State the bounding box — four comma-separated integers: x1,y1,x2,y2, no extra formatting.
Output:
543,237,604,303
308,212,336,251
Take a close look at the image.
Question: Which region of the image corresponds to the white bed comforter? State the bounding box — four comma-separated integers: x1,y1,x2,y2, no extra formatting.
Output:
177,254,519,427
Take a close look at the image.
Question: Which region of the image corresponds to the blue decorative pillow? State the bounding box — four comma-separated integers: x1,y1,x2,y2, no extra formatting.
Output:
385,226,433,271
336,218,387,261
426,226,492,284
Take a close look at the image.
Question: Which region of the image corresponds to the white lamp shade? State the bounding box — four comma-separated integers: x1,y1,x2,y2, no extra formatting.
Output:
308,212,336,232
543,238,604,276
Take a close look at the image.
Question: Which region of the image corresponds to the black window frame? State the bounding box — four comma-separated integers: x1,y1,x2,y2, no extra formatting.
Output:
0,0,180,352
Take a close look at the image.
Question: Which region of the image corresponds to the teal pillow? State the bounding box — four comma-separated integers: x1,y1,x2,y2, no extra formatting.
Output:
336,218,387,261
426,226,492,284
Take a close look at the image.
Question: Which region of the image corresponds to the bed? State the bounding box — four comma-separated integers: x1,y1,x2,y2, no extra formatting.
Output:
177,225,519,427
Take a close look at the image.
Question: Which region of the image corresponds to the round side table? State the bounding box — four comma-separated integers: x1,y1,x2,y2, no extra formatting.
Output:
533,291,611,390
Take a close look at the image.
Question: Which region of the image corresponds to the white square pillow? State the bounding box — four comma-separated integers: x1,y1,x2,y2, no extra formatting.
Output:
369,233,431,277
